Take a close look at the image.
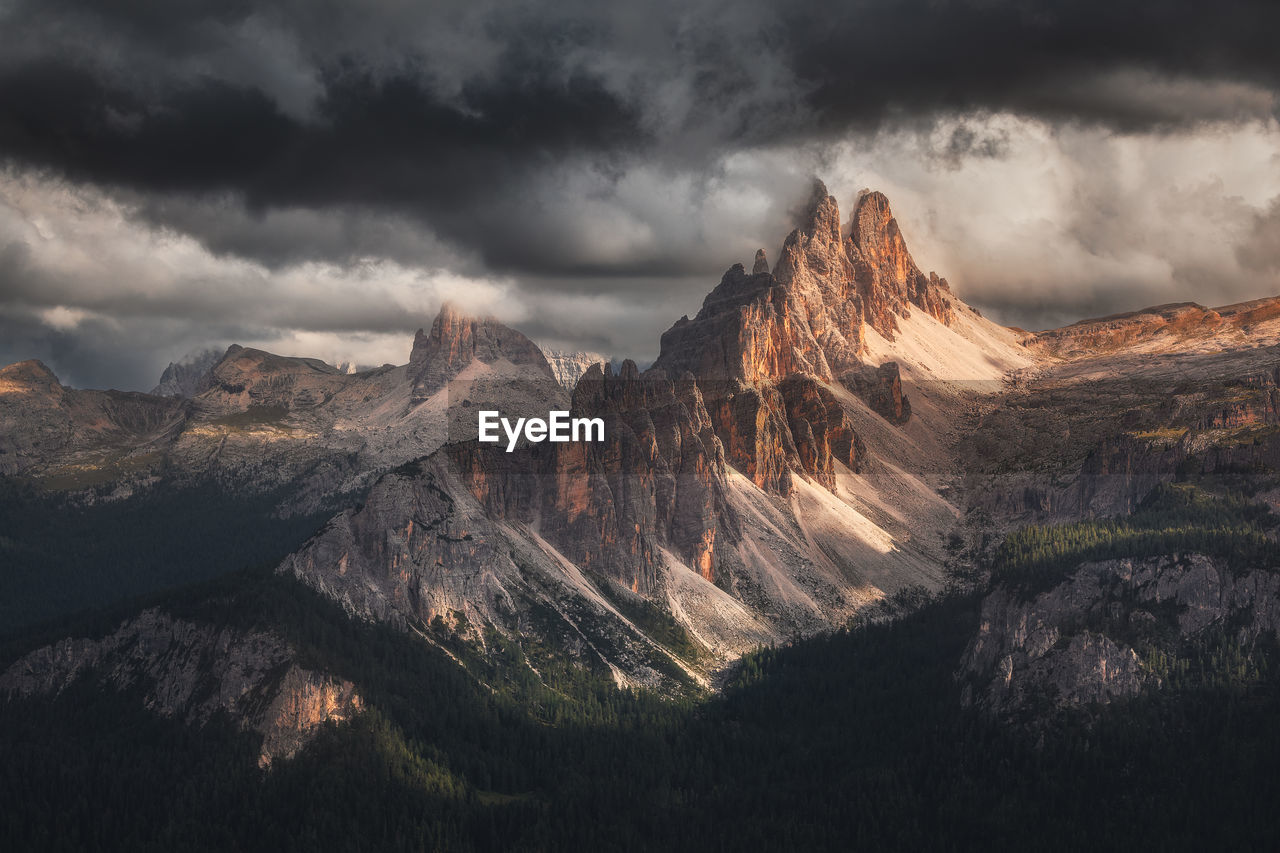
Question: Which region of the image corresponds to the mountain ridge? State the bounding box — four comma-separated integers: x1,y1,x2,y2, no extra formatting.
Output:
269,183,1023,684
7,182,1280,699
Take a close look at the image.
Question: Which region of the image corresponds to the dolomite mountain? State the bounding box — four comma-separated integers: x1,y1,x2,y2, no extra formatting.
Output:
275,181,1280,703
542,349,610,389
281,181,1033,689
9,179,1280,741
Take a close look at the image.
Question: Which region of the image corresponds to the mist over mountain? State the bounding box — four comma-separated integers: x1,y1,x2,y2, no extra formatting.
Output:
150,348,223,397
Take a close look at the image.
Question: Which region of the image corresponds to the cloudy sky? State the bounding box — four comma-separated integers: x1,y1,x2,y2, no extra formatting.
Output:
2,0,1280,389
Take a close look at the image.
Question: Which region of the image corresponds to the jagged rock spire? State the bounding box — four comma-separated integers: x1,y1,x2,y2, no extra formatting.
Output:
654,180,957,386
753,248,769,274
797,178,843,245
848,191,954,332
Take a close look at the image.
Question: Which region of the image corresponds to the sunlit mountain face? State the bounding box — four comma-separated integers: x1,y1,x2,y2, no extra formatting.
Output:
4,2,1280,851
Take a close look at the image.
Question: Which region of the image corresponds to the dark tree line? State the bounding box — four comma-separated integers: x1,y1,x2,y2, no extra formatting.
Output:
4,564,1280,851
5,481,1280,850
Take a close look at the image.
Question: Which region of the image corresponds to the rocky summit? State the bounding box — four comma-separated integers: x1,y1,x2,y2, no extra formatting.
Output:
654,181,954,385
276,185,1026,687
409,301,556,402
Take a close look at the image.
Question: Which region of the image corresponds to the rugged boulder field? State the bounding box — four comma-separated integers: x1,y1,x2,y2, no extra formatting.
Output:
5,183,1280,850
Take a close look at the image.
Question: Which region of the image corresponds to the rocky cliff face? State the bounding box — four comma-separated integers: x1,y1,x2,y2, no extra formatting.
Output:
541,349,609,389
653,181,953,388
959,554,1280,721
0,609,361,767
280,453,714,691
840,362,911,425
776,375,865,490
410,302,555,402
393,361,735,598
532,361,730,590
150,349,222,398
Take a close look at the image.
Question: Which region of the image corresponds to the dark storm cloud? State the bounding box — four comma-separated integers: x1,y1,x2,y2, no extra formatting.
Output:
778,1,1280,133
0,56,646,274
1,0,1278,279
0,305,259,391
3,0,1280,389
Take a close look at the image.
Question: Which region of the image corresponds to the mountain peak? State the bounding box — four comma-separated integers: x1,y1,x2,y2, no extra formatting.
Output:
753,248,769,274
655,182,959,385
435,299,465,324
798,178,842,244
850,190,896,259
846,189,955,334
408,303,554,401
0,359,63,396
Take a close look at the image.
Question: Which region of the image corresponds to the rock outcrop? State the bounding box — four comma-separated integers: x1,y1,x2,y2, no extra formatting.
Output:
0,609,362,767
840,361,911,425
410,302,555,402
0,359,188,479
541,349,610,389
150,348,222,398
777,375,865,489
752,248,770,275
959,554,1280,721
1023,297,1280,358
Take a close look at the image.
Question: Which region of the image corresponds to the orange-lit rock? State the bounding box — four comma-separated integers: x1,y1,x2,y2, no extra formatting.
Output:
841,361,911,425
778,375,866,489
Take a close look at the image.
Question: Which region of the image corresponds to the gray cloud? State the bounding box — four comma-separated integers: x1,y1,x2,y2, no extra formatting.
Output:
3,1,1280,387
1239,198,1280,274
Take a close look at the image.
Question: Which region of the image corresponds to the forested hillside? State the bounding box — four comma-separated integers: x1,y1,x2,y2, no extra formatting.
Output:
5,552,1279,851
